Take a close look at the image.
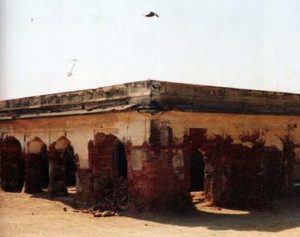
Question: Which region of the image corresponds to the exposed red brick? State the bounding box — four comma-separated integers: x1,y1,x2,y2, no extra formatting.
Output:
127,121,193,211
48,136,76,196
185,130,288,208
76,168,94,205
24,137,48,194
77,133,127,204
127,121,293,211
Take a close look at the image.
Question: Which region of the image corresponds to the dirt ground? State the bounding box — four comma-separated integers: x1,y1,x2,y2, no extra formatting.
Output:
0,189,300,237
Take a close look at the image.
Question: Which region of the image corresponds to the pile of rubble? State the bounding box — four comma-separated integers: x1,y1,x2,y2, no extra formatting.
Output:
77,177,128,217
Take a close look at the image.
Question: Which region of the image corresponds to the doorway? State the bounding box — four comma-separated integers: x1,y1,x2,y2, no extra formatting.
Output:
190,150,206,206
190,150,205,191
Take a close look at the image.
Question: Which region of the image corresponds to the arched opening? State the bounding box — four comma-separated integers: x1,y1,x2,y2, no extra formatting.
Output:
87,133,128,207
0,136,24,192
91,133,128,182
189,149,206,206
25,137,48,193
48,136,77,196
190,150,205,191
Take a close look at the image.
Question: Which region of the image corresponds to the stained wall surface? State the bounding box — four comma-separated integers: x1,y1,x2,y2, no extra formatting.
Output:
154,111,300,148
0,112,150,169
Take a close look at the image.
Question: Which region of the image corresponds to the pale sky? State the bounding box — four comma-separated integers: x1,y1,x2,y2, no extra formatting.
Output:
0,0,299,100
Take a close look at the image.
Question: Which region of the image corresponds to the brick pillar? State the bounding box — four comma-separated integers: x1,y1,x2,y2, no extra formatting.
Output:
48,144,67,196
87,134,119,203
283,138,296,195
24,154,44,193
76,168,94,205
77,134,124,205
127,120,192,211
24,137,48,194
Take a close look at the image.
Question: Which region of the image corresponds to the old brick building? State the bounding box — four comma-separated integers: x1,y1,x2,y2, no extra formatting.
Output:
0,80,300,210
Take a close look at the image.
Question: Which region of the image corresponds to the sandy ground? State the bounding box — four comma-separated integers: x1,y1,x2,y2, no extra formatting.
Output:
0,189,300,237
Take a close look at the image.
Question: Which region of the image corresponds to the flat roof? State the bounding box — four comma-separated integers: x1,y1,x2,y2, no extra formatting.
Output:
0,80,300,120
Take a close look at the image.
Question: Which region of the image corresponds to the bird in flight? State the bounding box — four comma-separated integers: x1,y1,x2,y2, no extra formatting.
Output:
144,11,159,18
66,71,73,78
66,59,78,78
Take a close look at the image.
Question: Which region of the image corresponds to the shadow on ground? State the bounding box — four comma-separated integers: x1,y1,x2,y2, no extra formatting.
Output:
124,197,300,233
30,190,300,233
29,187,81,209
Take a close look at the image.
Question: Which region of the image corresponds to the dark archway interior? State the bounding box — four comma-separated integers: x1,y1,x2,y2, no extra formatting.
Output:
41,147,49,188
113,141,127,179
190,150,205,191
1,136,24,192
63,146,77,186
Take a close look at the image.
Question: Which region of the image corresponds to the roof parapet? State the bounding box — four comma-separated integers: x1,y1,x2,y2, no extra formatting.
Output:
1,80,300,119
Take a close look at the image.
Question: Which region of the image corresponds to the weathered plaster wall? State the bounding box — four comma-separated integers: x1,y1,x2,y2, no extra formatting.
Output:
155,111,300,148
0,112,151,169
